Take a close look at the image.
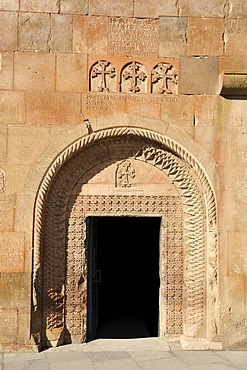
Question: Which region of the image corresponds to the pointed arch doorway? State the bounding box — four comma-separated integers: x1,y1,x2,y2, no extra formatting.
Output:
31,127,218,349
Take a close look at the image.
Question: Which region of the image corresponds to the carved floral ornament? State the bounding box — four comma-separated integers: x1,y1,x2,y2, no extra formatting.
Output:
90,60,178,94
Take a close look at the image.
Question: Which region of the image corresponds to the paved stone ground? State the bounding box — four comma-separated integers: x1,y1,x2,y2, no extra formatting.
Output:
1,339,247,370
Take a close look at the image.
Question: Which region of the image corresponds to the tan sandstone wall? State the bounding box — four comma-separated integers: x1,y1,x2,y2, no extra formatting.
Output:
0,0,246,349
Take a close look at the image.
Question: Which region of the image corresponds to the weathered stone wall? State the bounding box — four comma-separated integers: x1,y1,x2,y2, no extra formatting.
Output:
0,0,246,349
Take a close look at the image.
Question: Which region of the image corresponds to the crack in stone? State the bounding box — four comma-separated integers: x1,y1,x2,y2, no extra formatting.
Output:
184,19,188,45
223,0,232,18
57,0,61,14
222,31,227,54
175,0,181,16
47,13,52,53
222,0,232,54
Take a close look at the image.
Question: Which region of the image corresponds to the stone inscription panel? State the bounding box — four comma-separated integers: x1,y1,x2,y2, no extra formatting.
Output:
0,195,15,231
109,17,159,57
0,273,30,309
0,233,25,273
85,92,179,114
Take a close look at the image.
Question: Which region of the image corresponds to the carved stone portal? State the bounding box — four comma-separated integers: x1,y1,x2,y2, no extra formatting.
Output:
32,129,217,349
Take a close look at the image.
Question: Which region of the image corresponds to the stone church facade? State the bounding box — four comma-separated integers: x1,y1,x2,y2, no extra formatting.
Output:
0,0,247,351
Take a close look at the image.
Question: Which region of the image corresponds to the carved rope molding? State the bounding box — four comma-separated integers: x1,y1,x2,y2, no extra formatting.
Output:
33,127,218,340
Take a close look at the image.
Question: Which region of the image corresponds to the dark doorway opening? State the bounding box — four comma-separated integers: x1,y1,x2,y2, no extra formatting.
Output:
87,216,160,340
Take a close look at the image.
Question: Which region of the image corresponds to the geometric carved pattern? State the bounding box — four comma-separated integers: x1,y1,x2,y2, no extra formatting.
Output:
43,178,67,338
162,207,184,335
76,194,178,214
66,213,87,339
66,195,183,338
32,128,217,348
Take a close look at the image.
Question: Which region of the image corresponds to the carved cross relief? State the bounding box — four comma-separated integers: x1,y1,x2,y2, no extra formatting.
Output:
121,62,147,93
115,159,136,188
151,63,178,94
90,60,116,92
89,59,178,94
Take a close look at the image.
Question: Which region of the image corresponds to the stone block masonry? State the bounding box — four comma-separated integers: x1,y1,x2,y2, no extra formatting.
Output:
73,16,108,55
14,52,56,91
0,12,18,51
0,52,14,90
60,0,88,15
159,17,187,58
0,0,19,11
0,91,24,124
18,12,51,52
0,0,246,351
20,0,59,13
25,92,82,125
187,18,224,56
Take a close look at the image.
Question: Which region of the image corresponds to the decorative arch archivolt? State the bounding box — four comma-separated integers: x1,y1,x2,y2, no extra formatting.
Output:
31,127,218,348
